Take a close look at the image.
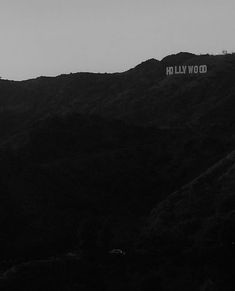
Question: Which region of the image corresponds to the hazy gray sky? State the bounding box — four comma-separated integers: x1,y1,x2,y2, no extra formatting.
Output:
0,0,234,80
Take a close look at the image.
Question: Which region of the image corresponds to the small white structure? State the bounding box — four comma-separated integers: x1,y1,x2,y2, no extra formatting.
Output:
109,249,126,255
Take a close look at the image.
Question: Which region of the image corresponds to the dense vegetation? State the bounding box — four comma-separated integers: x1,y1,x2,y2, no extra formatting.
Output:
0,52,235,290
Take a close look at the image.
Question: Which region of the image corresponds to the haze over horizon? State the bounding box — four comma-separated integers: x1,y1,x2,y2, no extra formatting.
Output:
1,0,234,81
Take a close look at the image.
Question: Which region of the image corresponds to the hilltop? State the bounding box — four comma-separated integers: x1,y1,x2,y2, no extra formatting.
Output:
0,52,235,290
0,52,235,145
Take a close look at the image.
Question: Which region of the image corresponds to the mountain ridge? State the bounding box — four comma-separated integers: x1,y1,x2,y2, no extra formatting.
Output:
0,52,235,290
0,52,235,146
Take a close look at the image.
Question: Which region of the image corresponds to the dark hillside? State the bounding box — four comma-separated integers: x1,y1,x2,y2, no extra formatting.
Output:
0,52,235,290
0,52,235,144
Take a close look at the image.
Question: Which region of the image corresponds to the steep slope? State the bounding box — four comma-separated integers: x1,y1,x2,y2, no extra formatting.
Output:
146,150,235,246
0,52,235,290
140,150,235,290
0,52,235,259
1,109,233,260
0,52,235,146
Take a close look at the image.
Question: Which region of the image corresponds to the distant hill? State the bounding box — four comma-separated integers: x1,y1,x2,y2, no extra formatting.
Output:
0,52,235,290
0,52,235,250
0,52,235,146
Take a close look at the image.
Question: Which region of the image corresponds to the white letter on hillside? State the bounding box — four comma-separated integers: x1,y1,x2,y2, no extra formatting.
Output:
194,66,199,73
174,66,179,74
188,66,194,74
166,67,174,75
199,65,207,73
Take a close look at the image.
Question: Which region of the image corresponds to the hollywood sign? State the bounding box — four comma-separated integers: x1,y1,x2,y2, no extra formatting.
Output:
166,65,208,76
